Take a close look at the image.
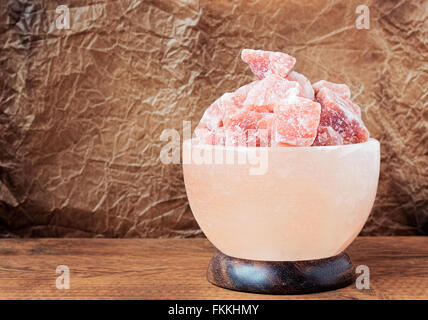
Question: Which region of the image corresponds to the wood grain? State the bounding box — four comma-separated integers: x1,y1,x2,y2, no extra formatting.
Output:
0,237,426,300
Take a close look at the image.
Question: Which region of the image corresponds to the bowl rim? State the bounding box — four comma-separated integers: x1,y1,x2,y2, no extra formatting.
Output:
183,138,379,152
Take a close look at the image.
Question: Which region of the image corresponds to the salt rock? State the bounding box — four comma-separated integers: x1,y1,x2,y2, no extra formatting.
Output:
225,127,247,147
315,85,361,116
243,74,302,113
197,92,234,131
231,81,258,106
252,113,274,147
257,112,274,130
195,93,233,145
241,49,296,80
226,128,269,147
195,81,262,145
312,126,343,146
224,109,264,131
287,71,315,100
316,88,369,144
247,129,271,147
313,80,351,100
194,127,226,146
224,111,273,147
272,97,321,146
244,113,274,147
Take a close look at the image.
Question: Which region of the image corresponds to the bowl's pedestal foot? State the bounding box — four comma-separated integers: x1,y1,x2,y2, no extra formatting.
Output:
207,250,355,294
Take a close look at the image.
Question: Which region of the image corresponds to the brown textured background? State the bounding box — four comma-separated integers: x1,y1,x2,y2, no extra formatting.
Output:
0,0,427,237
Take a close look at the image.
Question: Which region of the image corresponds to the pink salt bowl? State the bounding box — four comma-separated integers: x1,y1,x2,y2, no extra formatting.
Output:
183,138,380,262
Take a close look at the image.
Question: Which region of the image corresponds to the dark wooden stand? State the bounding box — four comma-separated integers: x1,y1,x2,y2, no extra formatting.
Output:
207,250,355,294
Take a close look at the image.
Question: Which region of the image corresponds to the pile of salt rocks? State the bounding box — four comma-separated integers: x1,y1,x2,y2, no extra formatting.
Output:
195,49,369,147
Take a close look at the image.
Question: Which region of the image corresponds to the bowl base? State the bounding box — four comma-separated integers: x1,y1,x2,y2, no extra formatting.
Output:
207,250,355,294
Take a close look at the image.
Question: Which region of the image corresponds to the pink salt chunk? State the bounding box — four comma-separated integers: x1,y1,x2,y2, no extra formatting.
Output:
224,109,264,131
224,111,273,147
312,126,343,146
287,71,314,100
253,113,274,147
196,81,259,143
231,81,258,107
313,80,351,100
314,84,361,116
194,127,226,146
336,96,362,117
227,128,267,147
316,88,369,144
225,127,247,147
246,129,269,147
197,93,234,131
272,97,321,146
241,49,296,80
243,74,302,113
257,113,274,130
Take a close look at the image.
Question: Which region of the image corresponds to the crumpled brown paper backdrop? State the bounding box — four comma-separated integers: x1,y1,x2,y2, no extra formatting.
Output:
0,0,427,237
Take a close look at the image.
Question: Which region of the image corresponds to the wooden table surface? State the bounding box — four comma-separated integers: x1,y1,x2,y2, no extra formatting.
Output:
0,237,426,300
